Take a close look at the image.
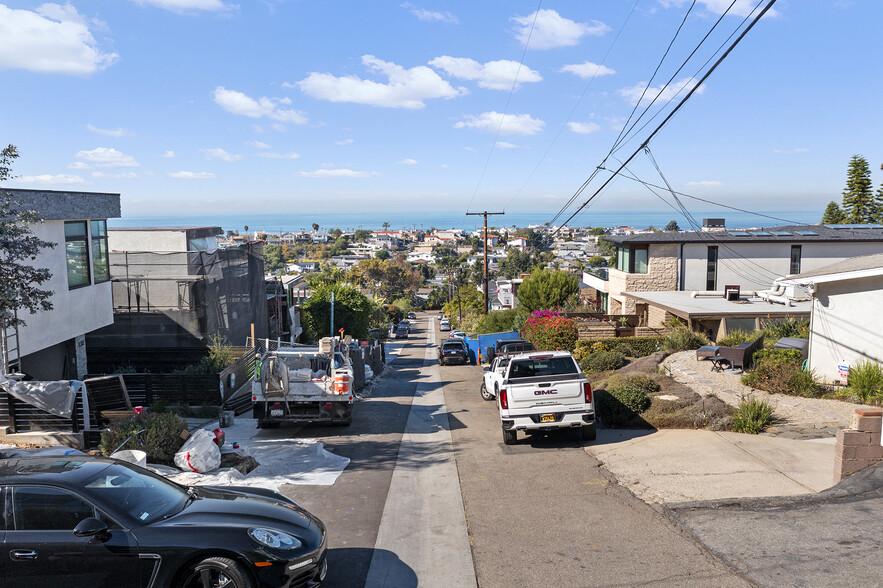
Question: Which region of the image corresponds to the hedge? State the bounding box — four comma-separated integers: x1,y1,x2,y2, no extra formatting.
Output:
574,336,664,359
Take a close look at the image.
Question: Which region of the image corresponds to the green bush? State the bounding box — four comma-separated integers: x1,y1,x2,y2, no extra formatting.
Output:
759,316,809,342
476,308,527,334
717,330,756,347
617,375,660,394
582,351,627,372
521,313,579,351
595,386,651,427
732,396,774,434
573,337,664,359
663,327,709,351
741,349,820,396
843,360,883,404
100,412,187,466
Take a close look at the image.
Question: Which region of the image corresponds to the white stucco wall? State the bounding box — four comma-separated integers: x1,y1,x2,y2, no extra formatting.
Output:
15,220,114,357
808,275,883,383
109,230,188,252
681,241,883,292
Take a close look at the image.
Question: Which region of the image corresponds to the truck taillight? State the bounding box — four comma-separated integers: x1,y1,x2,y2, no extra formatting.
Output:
499,389,508,409
583,382,593,404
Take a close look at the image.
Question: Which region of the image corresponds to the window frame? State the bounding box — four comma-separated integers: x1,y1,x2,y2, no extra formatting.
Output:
90,219,110,284
64,220,91,290
790,244,802,275
616,244,648,274
706,246,718,291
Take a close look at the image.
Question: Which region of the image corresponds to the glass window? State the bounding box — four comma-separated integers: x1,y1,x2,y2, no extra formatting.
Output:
633,248,648,274
65,221,90,289
706,246,718,291
91,220,110,283
13,486,95,531
790,245,802,275
616,246,629,272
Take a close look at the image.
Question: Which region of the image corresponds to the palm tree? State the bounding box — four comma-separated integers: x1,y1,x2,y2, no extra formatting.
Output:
312,223,319,232
382,222,390,231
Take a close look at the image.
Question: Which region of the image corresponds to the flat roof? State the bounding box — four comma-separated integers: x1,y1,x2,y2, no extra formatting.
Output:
623,290,811,320
608,224,883,245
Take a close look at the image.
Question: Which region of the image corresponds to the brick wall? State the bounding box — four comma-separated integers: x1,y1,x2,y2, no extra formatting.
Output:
834,408,882,483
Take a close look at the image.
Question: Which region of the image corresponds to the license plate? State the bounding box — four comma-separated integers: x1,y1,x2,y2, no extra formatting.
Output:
541,414,555,423
270,409,283,417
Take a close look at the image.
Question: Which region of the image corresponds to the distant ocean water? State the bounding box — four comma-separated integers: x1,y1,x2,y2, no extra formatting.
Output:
108,210,823,233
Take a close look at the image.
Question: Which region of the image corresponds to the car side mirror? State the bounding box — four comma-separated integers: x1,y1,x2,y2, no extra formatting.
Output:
483,367,490,372
74,517,109,541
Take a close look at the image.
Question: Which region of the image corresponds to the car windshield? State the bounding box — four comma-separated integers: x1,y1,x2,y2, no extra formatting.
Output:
508,356,578,379
82,463,188,524
442,343,463,350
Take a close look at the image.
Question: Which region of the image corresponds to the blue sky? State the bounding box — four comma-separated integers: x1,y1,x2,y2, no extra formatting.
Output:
1,1,881,223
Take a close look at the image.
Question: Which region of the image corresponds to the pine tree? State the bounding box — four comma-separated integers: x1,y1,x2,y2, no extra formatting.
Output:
821,201,844,224
876,164,883,223
841,155,875,223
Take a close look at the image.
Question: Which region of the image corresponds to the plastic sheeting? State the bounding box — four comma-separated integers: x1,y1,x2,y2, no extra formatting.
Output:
0,376,84,420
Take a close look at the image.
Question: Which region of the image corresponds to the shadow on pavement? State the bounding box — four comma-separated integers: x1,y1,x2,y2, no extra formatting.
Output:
324,547,417,588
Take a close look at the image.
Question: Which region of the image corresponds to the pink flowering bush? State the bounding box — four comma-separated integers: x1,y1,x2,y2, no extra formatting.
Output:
520,311,578,351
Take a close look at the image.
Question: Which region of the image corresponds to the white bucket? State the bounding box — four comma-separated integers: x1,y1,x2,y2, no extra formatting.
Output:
111,449,147,468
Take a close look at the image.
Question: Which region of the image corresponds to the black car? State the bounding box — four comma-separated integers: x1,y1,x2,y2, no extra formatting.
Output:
439,340,469,365
0,456,326,587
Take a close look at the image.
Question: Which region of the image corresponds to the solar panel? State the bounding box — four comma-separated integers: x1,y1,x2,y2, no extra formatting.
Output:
749,231,773,236
796,231,819,236
771,231,792,236
728,231,751,237
826,223,883,229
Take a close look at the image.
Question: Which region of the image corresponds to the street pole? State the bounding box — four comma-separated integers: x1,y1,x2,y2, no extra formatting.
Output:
330,290,335,338
466,211,504,314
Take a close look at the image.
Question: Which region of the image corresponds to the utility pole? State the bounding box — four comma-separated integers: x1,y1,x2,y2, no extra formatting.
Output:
466,211,504,314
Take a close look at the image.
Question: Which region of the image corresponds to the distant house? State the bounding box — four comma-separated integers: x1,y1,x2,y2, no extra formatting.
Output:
2,189,121,380
779,252,883,384
507,237,528,250
311,231,329,243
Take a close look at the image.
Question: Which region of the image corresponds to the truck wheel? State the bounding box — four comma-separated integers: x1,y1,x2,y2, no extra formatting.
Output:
502,428,517,445
480,382,494,401
581,423,596,441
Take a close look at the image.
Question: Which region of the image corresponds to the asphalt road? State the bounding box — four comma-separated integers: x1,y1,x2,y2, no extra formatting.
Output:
278,313,749,587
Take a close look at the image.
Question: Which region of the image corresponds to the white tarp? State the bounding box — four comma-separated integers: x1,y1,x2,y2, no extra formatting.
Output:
0,376,83,420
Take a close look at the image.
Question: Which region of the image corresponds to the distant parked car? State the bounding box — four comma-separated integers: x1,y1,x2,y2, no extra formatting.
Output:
399,319,411,333
407,312,417,319
0,456,327,587
437,312,444,320
481,355,510,401
449,330,467,339
393,324,409,339
439,319,451,332
439,340,469,365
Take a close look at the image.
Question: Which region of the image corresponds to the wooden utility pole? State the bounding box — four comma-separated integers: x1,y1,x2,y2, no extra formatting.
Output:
466,211,504,314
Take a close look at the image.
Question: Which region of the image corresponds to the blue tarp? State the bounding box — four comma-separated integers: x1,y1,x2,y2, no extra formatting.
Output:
463,331,520,364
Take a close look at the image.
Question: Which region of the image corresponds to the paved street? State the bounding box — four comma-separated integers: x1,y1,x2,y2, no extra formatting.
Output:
281,313,750,586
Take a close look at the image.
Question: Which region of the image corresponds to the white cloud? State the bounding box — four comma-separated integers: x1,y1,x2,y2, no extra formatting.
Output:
168,171,215,179
16,173,85,185
298,169,377,178
247,140,272,149
92,171,138,178
294,55,466,109
567,121,601,135
511,9,609,50
0,4,119,75
213,87,308,124
660,0,778,18
559,61,616,79
463,146,477,152
685,180,722,188
773,147,809,154
618,77,704,106
429,56,541,91
455,111,545,136
396,158,419,165
256,152,300,159
203,147,242,162
130,0,233,13
495,141,521,149
401,3,458,23
163,150,176,158
76,147,139,168
87,124,131,137
67,161,91,169
335,138,354,146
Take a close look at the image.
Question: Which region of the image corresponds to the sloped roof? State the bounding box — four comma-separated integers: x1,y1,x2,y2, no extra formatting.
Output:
778,252,883,285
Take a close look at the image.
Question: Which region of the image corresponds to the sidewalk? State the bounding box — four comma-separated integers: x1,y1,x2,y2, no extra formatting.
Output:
587,428,836,504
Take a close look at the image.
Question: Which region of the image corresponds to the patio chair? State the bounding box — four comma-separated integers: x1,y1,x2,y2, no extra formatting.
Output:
717,335,764,371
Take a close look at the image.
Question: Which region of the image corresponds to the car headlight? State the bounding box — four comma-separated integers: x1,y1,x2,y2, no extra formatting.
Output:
248,527,303,550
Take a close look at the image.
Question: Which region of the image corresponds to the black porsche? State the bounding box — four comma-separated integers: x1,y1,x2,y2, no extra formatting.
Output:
0,456,326,587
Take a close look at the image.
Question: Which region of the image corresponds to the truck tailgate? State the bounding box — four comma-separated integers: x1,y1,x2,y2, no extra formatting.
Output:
507,376,585,409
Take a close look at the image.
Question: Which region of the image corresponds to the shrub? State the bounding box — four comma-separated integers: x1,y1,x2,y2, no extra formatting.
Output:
741,349,820,396
843,360,883,404
100,412,187,466
476,308,527,335
520,311,579,351
717,330,756,347
663,327,709,351
732,396,774,434
581,351,627,372
759,316,809,342
573,337,664,359
595,386,651,427
605,374,660,394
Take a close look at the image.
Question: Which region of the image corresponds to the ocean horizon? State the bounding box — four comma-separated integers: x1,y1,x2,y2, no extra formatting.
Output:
108,209,824,234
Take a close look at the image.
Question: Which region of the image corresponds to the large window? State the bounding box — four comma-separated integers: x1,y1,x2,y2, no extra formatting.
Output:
65,221,90,289
790,245,802,275
91,220,110,283
616,245,648,274
706,246,718,291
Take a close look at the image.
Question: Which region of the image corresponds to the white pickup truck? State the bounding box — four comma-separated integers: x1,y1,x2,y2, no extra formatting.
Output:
252,340,354,428
496,350,595,445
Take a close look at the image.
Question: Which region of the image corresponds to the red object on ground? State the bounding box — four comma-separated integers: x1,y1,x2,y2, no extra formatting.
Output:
212,427,225,447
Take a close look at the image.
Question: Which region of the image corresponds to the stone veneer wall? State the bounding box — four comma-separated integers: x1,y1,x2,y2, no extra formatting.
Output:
834,408,882,483
608,243,679,314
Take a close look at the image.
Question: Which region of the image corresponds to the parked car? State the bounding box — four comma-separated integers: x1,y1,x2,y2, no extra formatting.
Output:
0,456,327,587
439,319,451,332
485,339,535,363
439,340,469,365
449,330,467,339
480,355,510,401
393,324,409,339
437,312,444,320
399,319,411,333
407,312,417,319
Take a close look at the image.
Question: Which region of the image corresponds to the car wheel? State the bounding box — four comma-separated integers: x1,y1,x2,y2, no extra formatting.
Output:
581,423,596,441
502,428,517,445
180,556,255,588
480,382,494,401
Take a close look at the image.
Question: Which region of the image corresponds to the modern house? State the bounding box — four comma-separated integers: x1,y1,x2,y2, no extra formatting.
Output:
779,253,883,384
602,222,883,315
2,189,121,380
